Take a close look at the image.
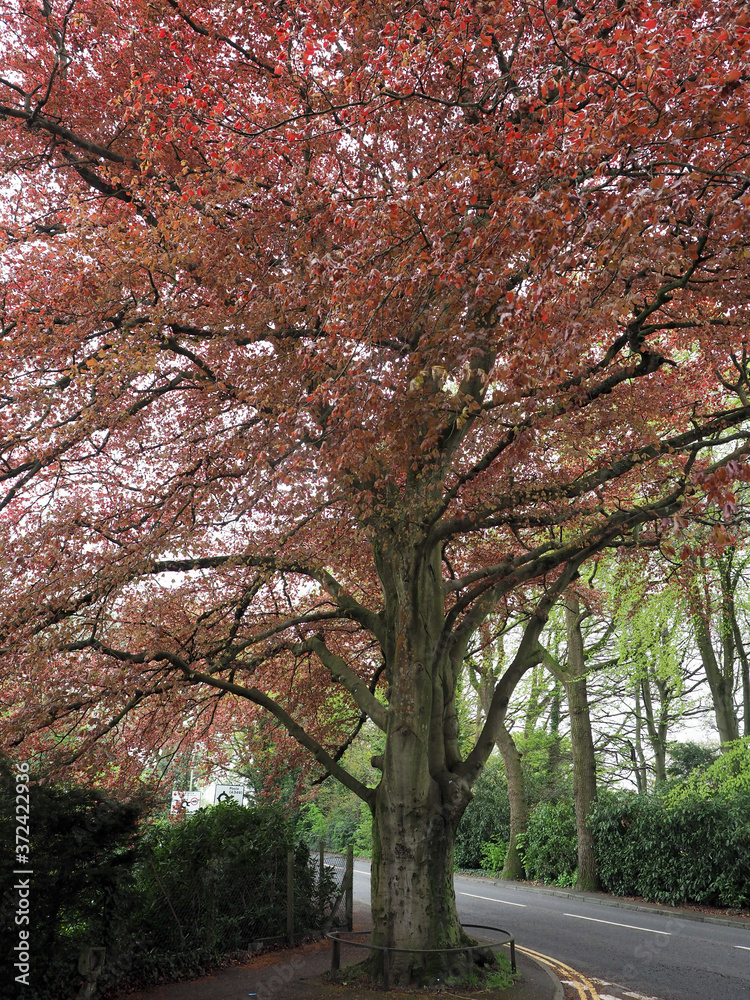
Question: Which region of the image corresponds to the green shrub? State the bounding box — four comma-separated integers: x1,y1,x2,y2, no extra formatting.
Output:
522,799,577,884
589,781,750,909
480,835,508,875
589,791,662,898
667,737,750,802
133,800,317,957
0,758,144,1000
455,759,510,870
665,741,721,781
1,764,335,997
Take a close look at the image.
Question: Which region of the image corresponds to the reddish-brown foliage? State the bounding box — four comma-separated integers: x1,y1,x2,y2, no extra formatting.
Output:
0,0,749,793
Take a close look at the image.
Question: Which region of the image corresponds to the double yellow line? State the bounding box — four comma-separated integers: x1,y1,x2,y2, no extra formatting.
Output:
516,944,601,1000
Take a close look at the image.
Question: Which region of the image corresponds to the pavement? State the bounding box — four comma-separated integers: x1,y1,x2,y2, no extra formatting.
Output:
121,900,562,1000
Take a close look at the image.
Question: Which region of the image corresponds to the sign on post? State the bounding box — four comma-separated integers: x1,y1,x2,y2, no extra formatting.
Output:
170,790,202,815
202,783,246,806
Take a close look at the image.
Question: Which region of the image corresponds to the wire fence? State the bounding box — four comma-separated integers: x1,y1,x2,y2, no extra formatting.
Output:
94,841,353,998
315,844,354,932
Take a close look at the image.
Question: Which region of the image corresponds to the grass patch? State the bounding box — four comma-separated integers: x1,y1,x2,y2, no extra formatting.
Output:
442,952,516,991
329,949,517,994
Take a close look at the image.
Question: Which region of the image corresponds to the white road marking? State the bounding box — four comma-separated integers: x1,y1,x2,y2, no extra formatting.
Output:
592,980,663,1000
564,913,671,935
460,892,526,907
354,869,371,877
735,945,750,951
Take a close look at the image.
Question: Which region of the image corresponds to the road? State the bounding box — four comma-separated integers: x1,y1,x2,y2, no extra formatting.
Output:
350,862,750,1000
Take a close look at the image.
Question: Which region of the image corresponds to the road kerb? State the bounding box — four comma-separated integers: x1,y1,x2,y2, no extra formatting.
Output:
517,945,600,1000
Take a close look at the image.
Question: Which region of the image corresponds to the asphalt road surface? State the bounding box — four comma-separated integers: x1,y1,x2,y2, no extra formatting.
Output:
351,862,750,1000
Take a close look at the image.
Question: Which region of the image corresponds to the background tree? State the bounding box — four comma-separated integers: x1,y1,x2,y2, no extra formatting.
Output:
605,566,708,788
666,741,722,782
679,542,750,744
466,624,541,881
541,593,604,891
1,0,750,982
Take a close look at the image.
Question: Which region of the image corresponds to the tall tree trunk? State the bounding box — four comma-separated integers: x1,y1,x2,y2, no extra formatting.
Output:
730,608,750,738
564,598,600,892
469,637,536,882
371,752,469,984
468,637,528,880
495,721,528,880
633,683,648,792
523,664,548,738
547,679,562,792
691,610,740,744
736,625,750,739
640,675,667,784
370,536,471,983
364,523,574,984
471,638,501,741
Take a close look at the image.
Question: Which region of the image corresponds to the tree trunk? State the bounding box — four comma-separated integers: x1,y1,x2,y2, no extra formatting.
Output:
364,523,570,984
371,767,469,984
640,674,667,784
730,609,750,738
470,638,501,741
691,610,740,744
369,535,473,984
547,679,562,791
495,721,528,880
565,675,599,890
633,683,648,792
523,664,549,738
564,598,600,892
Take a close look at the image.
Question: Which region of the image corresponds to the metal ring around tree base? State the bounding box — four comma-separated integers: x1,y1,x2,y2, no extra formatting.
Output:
326,924,516,992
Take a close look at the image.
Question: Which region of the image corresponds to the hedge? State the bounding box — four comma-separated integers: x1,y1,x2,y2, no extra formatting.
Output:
589,787,750,908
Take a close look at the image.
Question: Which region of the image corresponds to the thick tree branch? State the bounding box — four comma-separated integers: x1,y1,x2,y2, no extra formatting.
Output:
150,555,384,640
434,401,750,544
185,668,375,803
0,105,133,164
64,637,375,803
457,561,585,786
294,635,388,732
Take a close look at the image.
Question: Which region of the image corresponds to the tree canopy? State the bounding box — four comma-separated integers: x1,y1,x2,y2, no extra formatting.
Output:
1,0,749,981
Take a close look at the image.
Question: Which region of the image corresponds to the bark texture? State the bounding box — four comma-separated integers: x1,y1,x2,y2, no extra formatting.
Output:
364,525,564,982
564,598,600,892
371,778,469,983
633,682,649,793
691,609,740,744
369,532,473,982
640,673,669,784
496,721,528,881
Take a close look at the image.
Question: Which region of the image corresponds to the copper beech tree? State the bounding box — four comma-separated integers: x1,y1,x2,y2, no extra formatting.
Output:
2,0,750,982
